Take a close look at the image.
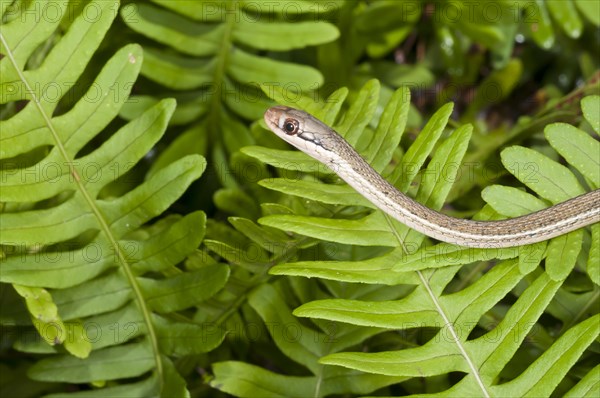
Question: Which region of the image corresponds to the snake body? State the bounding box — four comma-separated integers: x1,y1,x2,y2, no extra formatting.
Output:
264,106,600,248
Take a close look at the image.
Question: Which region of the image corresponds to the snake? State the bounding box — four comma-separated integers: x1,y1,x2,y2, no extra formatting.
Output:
264,106,600,248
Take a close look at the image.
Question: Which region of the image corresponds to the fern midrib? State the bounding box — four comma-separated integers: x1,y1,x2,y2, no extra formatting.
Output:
0,32,164,389
384,213,490,397
208,11,235,137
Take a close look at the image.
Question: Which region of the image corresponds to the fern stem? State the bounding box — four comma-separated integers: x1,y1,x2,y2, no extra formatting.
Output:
208,13,235,138
416,270,490,397
385,213,491,397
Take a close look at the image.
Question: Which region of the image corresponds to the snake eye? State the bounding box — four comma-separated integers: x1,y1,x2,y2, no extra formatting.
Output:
283,119,299,135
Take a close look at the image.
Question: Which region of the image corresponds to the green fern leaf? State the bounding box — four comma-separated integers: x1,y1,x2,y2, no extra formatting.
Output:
1,1,223,395
581,95,600,135
210,284,405,397
241,80,598,396
117,0,341,222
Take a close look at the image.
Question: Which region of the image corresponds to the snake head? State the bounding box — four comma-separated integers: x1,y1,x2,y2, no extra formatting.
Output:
264,106,338,154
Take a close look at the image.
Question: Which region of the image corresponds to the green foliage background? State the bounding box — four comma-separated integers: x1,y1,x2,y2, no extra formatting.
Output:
0,1,598,397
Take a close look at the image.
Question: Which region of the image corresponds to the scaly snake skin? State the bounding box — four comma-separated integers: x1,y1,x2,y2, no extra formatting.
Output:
264,106,600,248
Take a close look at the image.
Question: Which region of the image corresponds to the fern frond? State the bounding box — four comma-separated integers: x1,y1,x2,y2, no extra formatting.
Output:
234,80,598,396
117,1,340,217
1,1,222,395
